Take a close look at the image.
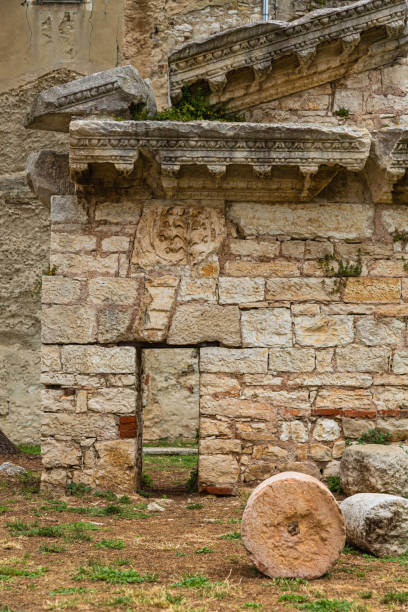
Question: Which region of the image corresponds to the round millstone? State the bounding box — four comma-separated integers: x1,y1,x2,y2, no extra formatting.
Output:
241,472,346,579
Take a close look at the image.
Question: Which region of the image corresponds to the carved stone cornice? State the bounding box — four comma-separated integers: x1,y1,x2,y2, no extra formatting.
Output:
69,120,371,201
168,0,408,111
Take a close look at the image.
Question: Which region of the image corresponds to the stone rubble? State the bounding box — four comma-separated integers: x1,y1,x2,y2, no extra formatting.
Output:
25,66,157,132
340,444,408,497
0,462,27,476
340,493,408,557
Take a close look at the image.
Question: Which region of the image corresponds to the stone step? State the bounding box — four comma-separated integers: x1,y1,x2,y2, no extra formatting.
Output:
143,447,198,456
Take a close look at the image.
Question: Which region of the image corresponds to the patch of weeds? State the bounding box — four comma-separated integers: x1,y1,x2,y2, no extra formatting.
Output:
220,531,241,540
141,472,153,488
270,577,309,591
279,594,309,603
318,252,362,293
63,521,100,542
383,590,408,604
0,565,47,580
106,594,133,607
194,547,213,554
296,599,353,611
327,476,343,494
357,429,391,445
244,604,263,609
0,607,24,612
18,471,40,494
66,482,92,497
41,499,68,512
114,558,132,567
166,593,184,604
74,561,158,584
0,505,10,514
96,538,125,550
7,520,63,538
49,586,90,596
187,503,203,510
393,229,408,247
18,444,41,455
171,573,211,588
176,551,186,557
186,467,198,493
335,108,350,118
93,490,131,504
132,84,243,123
40,543,66,553
358,592,372,600
342,544,360,555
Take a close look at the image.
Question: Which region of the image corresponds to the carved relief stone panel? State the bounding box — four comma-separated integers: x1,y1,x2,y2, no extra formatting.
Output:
132,205,225,267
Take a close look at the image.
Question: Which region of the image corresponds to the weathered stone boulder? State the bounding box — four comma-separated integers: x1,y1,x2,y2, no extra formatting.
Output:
25,66,156,132
241,472,345,579
340,445,408,497
340,493,408,557
26,150,74,207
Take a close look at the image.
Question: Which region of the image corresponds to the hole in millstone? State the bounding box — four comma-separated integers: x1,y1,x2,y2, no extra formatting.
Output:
287,520,300,536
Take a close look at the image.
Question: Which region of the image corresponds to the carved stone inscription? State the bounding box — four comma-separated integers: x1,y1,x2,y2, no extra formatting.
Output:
132,205,225,267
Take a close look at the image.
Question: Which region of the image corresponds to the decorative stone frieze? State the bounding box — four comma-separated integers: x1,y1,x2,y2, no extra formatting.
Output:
69,119,371,200
25,66,157,132
169,0,408,111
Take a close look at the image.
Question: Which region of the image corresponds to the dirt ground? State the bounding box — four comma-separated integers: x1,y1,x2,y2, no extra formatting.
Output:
0,452,407,612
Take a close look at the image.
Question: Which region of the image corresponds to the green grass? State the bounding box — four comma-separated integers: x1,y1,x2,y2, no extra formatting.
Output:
49,587,91,596
171,573,212,589
279,594,310,603
383,590,408,604
295,599,353,611
143,438,197,448
244,604,262,609
220,531,241,540
187,503,203,510
96,538,125,550
40,499,148,520
327,477,343,494
7,519,100,542
40,543,66,553
0,565,47,580
18,444,41,455
73,562,158,584
143,455,198,469
194,547,214,554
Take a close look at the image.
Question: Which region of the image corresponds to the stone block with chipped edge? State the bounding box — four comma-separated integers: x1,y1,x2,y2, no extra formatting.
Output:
168,303,240,346
242,308,292,347
51,195,87,224
61,345,135,374
26,150,74,207
25,66,156,132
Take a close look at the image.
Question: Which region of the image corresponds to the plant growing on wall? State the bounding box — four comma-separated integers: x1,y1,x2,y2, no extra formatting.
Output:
131,85,244,123
318,251,362,293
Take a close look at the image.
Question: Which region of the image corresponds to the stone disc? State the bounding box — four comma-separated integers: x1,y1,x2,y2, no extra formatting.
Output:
241,472,346,579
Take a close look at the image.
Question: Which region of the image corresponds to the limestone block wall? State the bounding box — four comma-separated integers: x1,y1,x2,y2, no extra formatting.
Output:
41,169,408,492
247,61,408,130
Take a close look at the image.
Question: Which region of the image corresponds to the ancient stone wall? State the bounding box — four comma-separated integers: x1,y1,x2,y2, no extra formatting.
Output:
40,147,408,492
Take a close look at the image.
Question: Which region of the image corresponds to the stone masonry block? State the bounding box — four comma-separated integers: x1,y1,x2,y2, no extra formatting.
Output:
42,305,96,344
266,278,337,302
51,196,87,224
42,277,82,305
219,277,265,304
199,454,240,487
229,203,374,240
88,278,142,305
168,304,240,346
88,388,137,415
344,278,401,303
200,348,268,374
336,345,391,373
269,348,315,372
61,345,135,374
295,315,354,347
41,412,117,441
242,308,292,347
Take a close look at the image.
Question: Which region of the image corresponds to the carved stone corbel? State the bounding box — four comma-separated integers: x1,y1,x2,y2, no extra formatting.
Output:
208,74,228,94
370,167,406,204
296,47,317,72
161,164,181,199
386,19,406,38
300,165,319,201
341,33,361,56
